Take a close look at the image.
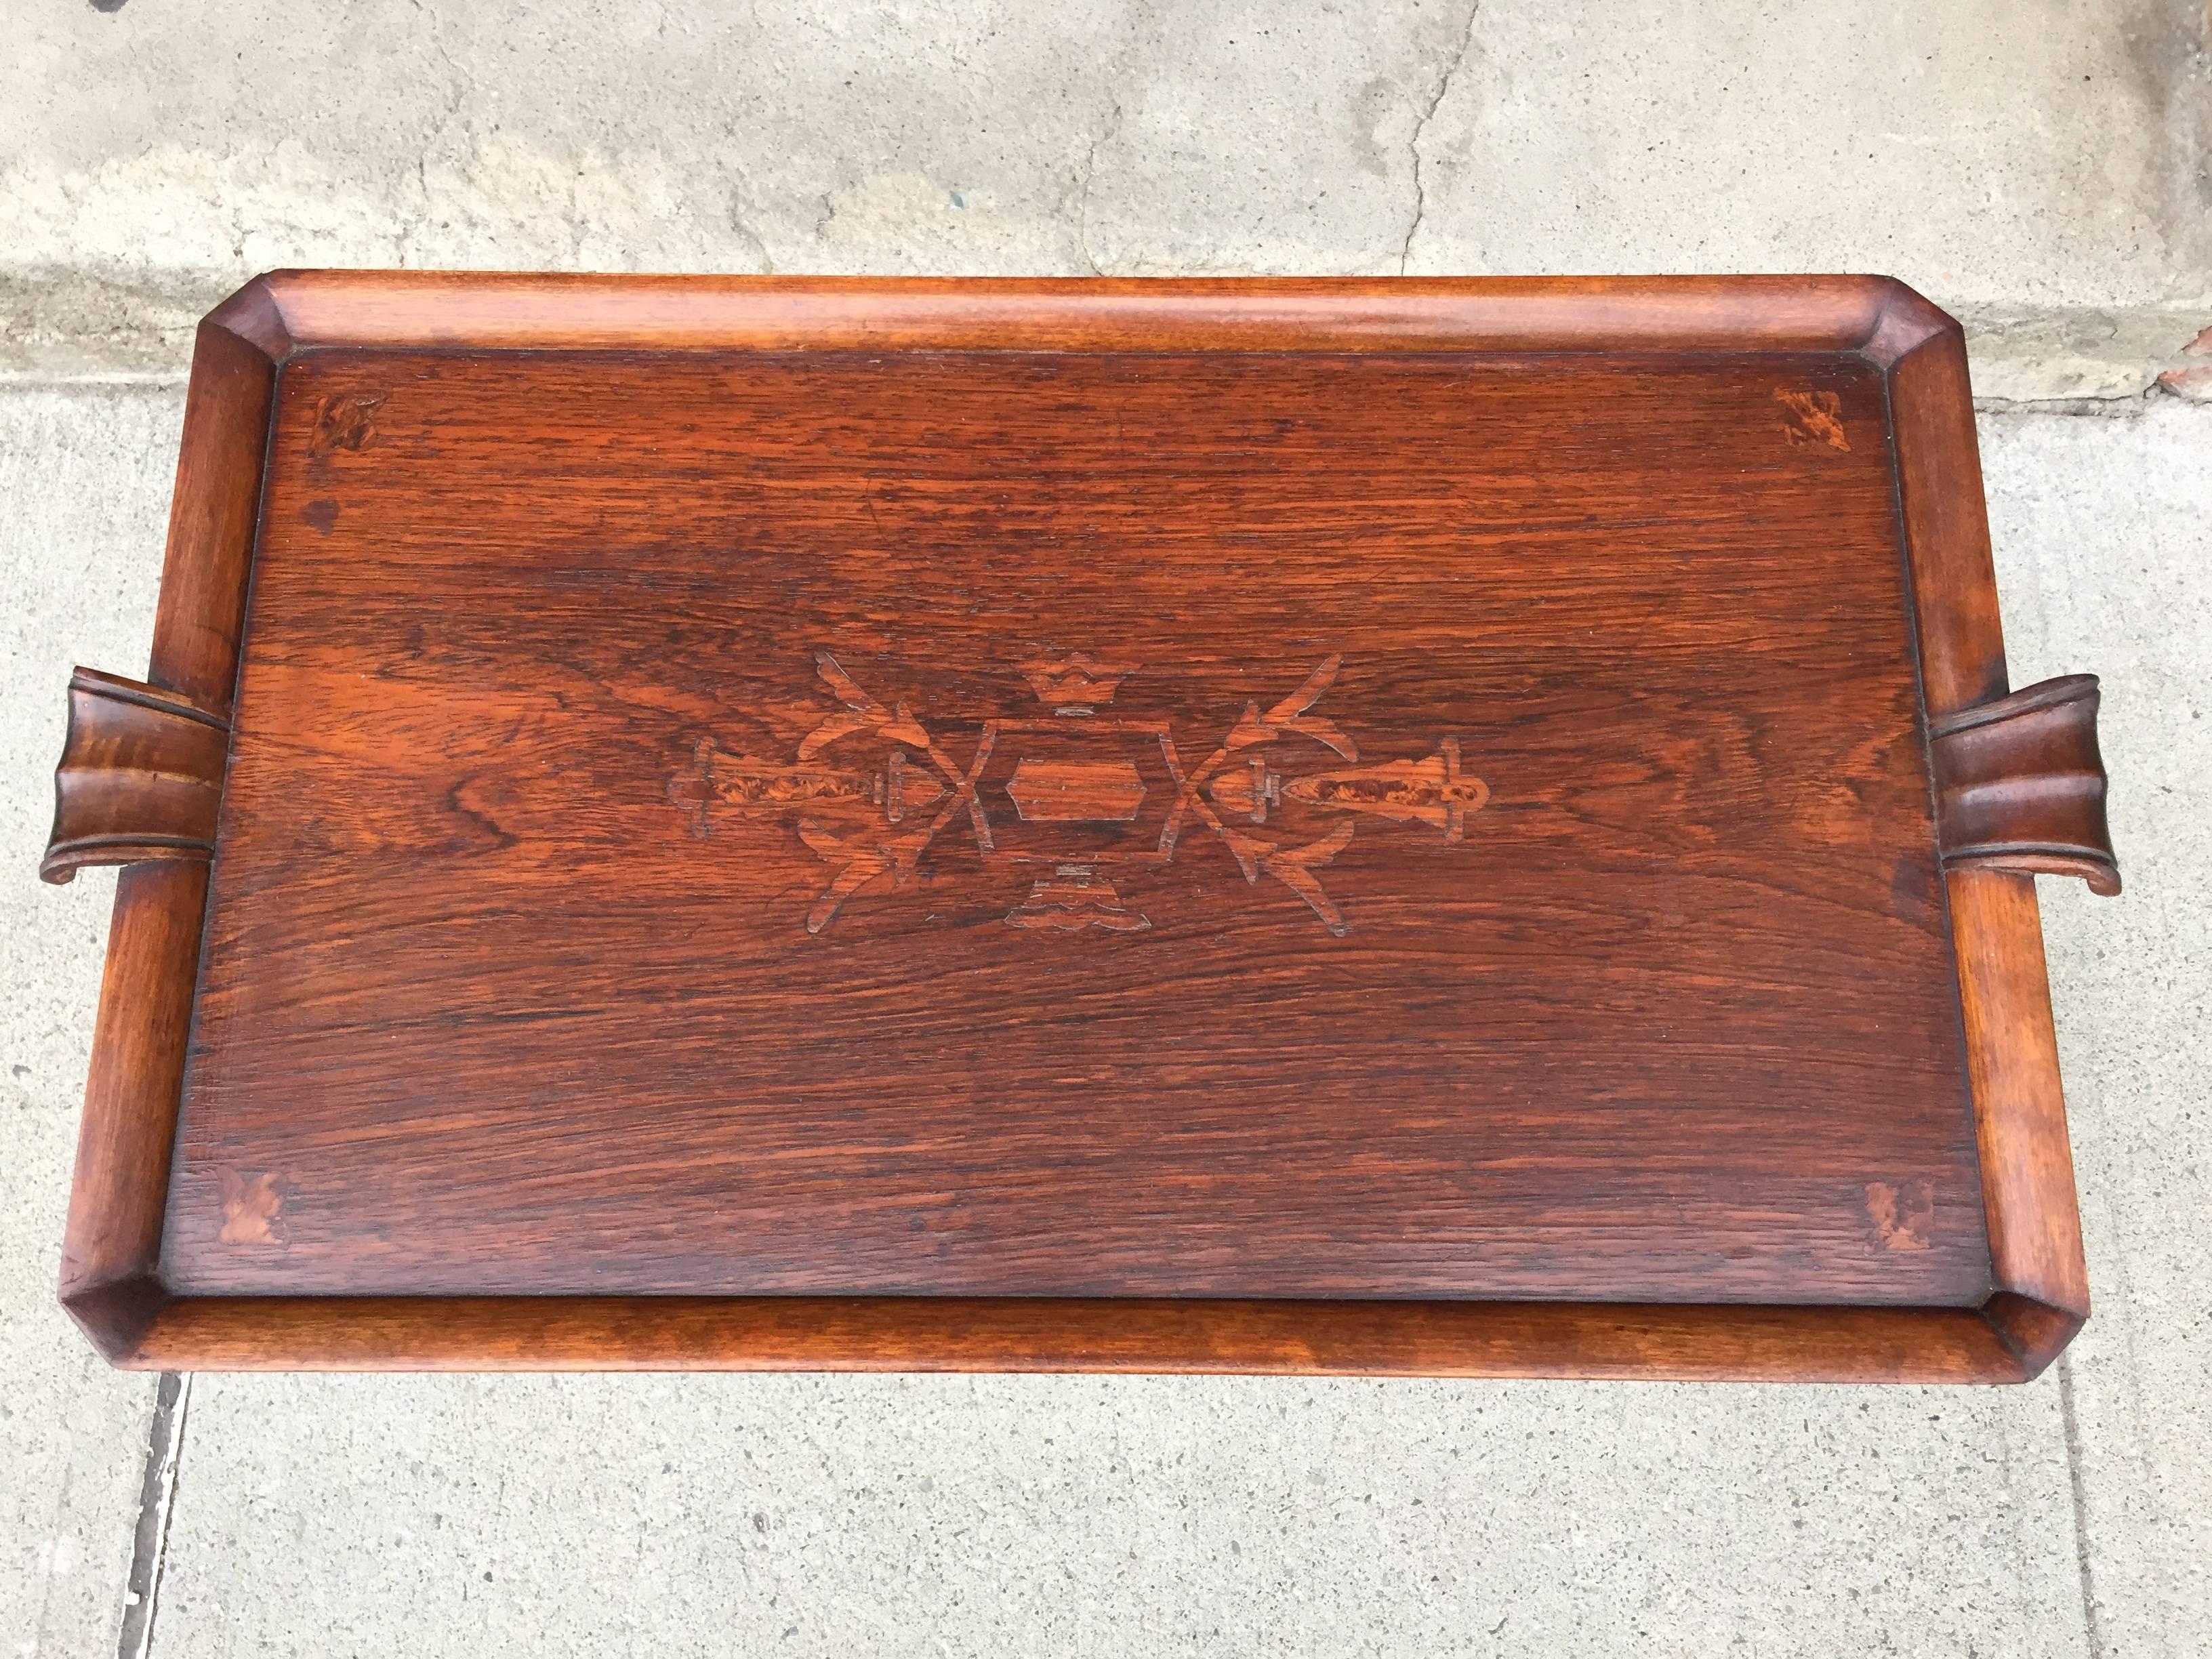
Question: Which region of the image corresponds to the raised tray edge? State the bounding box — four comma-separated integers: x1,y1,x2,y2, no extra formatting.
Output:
58,273,2077,1381
58,310,278,1341
84,1294,2053,1383
1881,296,2092,1358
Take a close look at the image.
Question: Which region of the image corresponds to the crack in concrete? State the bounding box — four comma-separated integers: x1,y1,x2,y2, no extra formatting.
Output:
1399,1,1480,276
570,161,587,269
115,1372,190,1659
727,205,775,275
1977,382,2201,417
402,0,474,269
1073,98,1125,277
715,115,776,274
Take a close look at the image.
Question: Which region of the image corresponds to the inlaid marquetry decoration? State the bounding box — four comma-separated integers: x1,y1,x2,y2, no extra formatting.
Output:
670,652,1489,937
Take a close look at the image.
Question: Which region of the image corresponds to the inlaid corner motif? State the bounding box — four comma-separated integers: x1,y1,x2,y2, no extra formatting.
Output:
670,653,1488,937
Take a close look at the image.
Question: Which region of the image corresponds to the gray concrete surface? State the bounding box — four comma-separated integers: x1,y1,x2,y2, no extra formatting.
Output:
4,1,2209,1654
155,1373,2086,1657
3,0,2209,401
1,391,176,1659
1983,406,2212,1657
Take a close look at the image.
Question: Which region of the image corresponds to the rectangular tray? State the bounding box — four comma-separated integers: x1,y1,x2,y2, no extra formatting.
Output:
43,274,2118,1379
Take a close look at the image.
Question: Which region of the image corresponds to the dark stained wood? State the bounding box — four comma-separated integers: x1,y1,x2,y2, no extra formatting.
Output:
41,669,230,885
44,274,2114,1378
56,304,278,1363
1877,284,2007,714
180,344,1980,1304
1868,287,2103,1372
147,308,281,714
1950,872,2091,1356
252,269,1896,355
115,1296,2035,1382
62,862,211,1357
1931,674,2119,894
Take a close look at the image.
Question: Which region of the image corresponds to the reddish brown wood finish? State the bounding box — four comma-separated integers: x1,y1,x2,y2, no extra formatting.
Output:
47,274,2114,1378
1931,676,2118,894
119,1296,2028,1382
41,670,230,885
1868,286,2104,1366
58,303,276,1350
249,270,1896,355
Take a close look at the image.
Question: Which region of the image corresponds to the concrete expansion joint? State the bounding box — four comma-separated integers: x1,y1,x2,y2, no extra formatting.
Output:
115,1372,190,1659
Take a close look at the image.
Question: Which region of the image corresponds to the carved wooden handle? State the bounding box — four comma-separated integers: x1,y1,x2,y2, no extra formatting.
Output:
41,668,231,885
1931,674,2120,895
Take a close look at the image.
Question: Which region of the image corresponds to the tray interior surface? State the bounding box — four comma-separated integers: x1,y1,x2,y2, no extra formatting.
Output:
159,342,1988,1307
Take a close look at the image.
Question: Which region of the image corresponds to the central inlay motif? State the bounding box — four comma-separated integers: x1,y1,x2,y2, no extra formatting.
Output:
670,651,1489,937
1006,758,1149,823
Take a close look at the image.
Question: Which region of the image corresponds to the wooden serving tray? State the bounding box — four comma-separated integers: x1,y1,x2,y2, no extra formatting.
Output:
43,274,2121,1380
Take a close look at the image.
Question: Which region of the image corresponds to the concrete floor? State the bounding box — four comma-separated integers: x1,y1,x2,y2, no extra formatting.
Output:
2,3,2207,1654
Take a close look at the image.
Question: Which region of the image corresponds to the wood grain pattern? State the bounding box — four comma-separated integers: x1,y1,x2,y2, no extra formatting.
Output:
1931,674,2119,894
110,1295,2038,1382
60,863,209,1351
58,305,276,1361
146,308,281,714
176,339,1981,1307
1951,872,2090,1353
1873,286,2106,1372
41,669,230,884
42,274,2110,1378
1881,286,2007,713
248,270,1899,356
722,649,1482,938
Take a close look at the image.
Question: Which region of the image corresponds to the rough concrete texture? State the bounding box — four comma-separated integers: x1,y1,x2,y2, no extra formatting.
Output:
1982,405,2212,1657
155,1373,2083,1658
3,0,2209,394
0,391,175,1659
1,388,2205,1656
